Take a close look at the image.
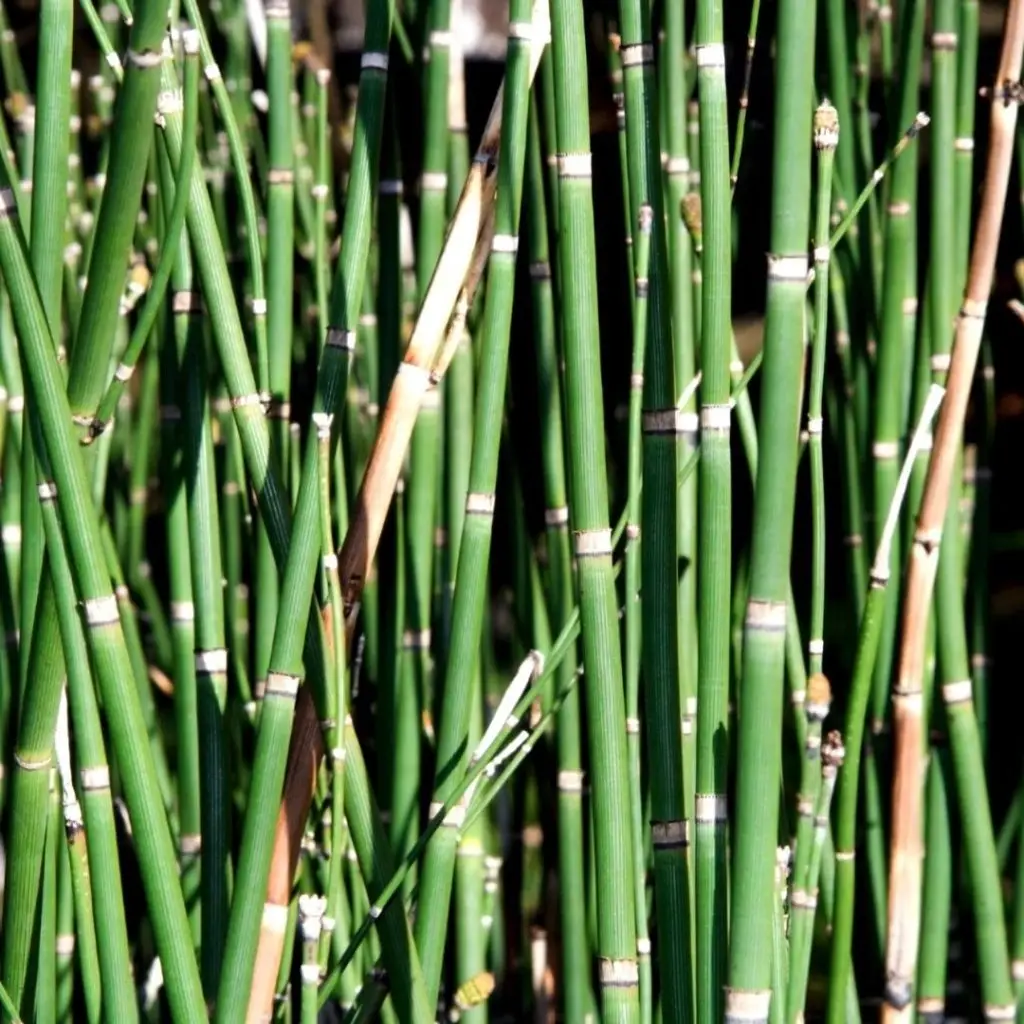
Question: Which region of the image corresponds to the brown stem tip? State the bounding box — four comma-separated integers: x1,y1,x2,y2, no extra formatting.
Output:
681,191,702,250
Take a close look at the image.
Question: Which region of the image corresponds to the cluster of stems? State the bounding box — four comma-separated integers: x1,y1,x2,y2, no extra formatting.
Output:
0,0,1022,1020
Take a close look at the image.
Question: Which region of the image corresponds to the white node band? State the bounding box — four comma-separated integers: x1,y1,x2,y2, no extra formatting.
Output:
361,52,389,72
985,1007,1017,1022
599,958,639,987
942,679,972,705
620,43,654,66
126,48,163,68
767,253,809,281
466,492,496,515
695,43,726,67
80,765,111,790
695,794,728,822
491,233,519,253
702,404,731,431
421,171,448,191
557,152,592,178
195,649,228,674
574,528,612,557
179,833,202,855
745,599,786,631
544,505,569,526
172,290,203,314
724,989,772,1021
558,769,584,792
83,595,119,626
265,671,301,698
14,752,51,771
38,481,58,501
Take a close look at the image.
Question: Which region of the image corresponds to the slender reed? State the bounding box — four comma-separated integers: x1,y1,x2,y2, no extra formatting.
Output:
693,0,732,1011
882,2,1024,1014
725,0,815,1012
549,0,638,1014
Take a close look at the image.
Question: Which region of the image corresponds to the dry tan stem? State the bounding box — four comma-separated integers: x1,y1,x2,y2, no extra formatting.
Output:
432,205,497,381
246,685,325,1022
882,3,1024,1017
337,0,550,616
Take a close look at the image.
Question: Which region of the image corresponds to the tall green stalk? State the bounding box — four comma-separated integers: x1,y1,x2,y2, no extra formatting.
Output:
725,0,815,1011
693,0,732,1015
549,0,639,1015
615,0,693,1012
525,86,592,1023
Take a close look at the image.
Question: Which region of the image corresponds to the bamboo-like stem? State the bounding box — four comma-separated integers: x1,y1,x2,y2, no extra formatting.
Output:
725,0,815,1009
549,0,638,1015
787,732,844,1020
616,0,692,1009
693,0,732,1011
729,0,761,190
524,85,592,1024
623,203,653,1024
807,103,838,680
882,2,1024,1014
785,674,830,1023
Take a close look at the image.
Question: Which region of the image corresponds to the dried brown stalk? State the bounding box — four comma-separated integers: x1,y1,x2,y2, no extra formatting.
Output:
245,684,326,1022
882,4,1024,1017
338,0,549,619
